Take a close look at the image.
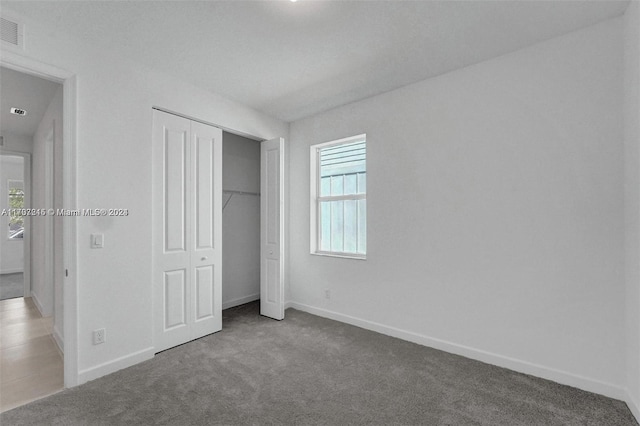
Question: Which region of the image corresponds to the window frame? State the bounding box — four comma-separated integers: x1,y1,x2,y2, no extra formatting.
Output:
310,134,367,260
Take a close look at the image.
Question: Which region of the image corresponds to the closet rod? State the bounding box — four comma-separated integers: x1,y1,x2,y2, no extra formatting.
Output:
222,190,260,212
223,190,260,197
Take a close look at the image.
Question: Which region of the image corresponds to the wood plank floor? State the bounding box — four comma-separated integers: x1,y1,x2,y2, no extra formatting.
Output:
0,297,63,412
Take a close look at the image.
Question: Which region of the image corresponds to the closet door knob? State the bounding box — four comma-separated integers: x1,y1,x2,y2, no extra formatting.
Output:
201,257,207,261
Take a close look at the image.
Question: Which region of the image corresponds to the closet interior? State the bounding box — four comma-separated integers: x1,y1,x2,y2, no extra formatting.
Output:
222,131,261,309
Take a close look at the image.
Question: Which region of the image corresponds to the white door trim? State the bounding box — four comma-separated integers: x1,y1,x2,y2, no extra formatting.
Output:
152,106,263,143
44,126,55,316
1,51,79,387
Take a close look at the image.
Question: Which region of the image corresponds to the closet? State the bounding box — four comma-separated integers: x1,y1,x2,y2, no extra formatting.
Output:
153,109,286,353
221,132,261,309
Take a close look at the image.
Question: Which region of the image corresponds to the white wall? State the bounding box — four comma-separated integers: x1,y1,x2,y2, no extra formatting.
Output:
222,132,261,309
30,85,62,319
0,156,25,274
2,6,288,383
289,18,626,398
0,132,33,153
624,0,640,420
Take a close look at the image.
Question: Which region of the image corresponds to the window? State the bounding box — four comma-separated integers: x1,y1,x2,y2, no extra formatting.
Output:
7,180,24,239
310,134,366,258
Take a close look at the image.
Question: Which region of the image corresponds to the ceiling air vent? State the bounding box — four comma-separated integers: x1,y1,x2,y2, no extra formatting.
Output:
1,16,24,49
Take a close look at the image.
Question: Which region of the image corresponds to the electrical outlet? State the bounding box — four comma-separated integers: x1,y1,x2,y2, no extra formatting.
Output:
93,328,106,345
324,289,331,299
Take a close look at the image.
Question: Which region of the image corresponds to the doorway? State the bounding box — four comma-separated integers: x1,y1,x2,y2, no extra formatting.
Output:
221,133,285,320
0,64,67,411
221,131,261,310
2,42,79,392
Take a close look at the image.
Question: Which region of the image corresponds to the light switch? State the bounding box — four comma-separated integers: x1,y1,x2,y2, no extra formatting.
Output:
91,233,104,249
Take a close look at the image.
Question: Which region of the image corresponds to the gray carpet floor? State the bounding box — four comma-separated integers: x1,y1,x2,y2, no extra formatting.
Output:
1,301,637,425
0,273,23,300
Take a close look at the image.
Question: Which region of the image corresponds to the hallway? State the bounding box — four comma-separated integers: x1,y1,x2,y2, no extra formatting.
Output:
0,297,63,412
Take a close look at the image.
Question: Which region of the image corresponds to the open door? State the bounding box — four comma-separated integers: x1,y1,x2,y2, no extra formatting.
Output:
260,137,285,320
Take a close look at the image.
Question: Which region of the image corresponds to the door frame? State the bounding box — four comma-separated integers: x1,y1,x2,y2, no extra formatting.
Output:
44,125,55,315
0,150,31,298
1,51,79,387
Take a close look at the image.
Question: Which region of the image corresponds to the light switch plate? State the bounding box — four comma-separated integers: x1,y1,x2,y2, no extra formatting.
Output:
91,233,104,248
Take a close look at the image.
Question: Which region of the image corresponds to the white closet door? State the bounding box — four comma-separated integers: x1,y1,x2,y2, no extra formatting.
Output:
154,111,191,352
153,110,222,352
189,121,222,339
260,137,285,320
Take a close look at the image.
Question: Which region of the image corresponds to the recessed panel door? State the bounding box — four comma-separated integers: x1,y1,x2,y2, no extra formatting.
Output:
261,138,285,320
153,110,222,352
153,110,192,352
190,121,222,339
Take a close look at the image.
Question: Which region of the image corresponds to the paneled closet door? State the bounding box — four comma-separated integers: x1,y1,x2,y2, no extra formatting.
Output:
261,137,285,320
153,110,222,353
189,121,222,340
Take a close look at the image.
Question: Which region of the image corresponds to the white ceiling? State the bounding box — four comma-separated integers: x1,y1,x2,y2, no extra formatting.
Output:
3,1,630,122
0,67,61,138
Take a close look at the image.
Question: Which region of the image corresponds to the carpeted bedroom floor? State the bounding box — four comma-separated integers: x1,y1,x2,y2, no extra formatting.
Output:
1,301,637,425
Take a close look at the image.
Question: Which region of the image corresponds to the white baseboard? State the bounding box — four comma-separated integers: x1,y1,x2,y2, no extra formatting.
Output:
626,390,640,423
77,347,154,385
30,291,52,317
52,325,64,354
31,291,45,316
222,293,259,310
0,268,23,274
286,301,626,402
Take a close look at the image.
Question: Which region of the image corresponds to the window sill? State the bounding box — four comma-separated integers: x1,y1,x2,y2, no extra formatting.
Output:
311,251,366,261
